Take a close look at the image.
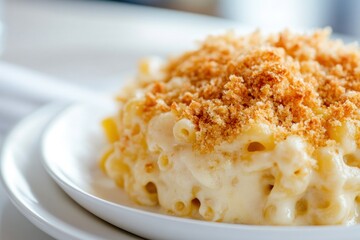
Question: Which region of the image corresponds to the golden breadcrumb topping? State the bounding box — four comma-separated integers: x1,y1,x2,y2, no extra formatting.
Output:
127,29,360,153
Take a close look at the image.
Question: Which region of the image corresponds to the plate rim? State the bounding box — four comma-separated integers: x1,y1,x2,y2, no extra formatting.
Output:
0,102,139,240
0,103,83,240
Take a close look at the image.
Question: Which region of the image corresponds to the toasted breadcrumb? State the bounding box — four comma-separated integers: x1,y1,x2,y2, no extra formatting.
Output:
128,29,360,152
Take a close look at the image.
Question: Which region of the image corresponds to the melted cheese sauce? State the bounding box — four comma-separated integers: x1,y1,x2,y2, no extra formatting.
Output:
104,111,360,225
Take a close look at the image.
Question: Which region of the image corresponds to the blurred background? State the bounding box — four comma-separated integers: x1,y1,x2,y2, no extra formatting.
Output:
112,0,360,37
3,0,359,80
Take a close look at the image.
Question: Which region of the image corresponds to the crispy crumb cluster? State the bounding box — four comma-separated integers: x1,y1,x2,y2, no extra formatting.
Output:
127,29,360,152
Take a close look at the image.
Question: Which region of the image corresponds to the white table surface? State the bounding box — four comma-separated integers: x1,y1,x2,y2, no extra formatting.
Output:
0,0,240,239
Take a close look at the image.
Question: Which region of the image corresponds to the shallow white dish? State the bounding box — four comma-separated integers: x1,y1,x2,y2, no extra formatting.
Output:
41,102,360,240
0,103,140,240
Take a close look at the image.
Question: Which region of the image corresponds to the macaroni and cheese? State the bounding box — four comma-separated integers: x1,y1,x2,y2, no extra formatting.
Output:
101,29,360,225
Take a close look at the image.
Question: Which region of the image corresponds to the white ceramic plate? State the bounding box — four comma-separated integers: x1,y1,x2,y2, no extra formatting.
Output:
0,103,141,240
41,102,360,240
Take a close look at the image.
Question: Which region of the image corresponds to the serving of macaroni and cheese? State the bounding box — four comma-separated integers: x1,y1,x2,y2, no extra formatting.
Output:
100,29,360,225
